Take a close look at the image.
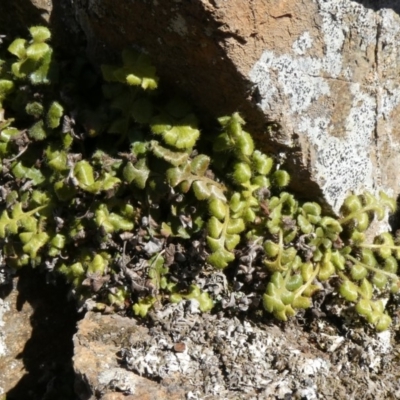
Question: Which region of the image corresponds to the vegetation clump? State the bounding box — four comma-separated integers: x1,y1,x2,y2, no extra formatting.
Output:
1,26,400,331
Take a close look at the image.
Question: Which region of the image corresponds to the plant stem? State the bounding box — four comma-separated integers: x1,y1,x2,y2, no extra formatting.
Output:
346,254,398,281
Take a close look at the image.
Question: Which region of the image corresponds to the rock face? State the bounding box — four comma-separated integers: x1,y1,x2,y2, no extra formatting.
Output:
68,0,400,211
73,312,187,400
0,281,32,398
0,269,77,400
73,303,400,400
2,1,400,210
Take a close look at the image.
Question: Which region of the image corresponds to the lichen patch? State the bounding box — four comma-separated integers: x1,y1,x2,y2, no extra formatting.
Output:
248,0,400,211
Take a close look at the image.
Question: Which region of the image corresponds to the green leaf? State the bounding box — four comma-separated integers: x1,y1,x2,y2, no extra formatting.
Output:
184,285,214,312
225,233,240,250
372,271,387,289
26,101,44,117
252,150,273,175
213,133,231,152
286,274,303,291
236,132,254,156
99,173,121,191
272,170,290,187
88,254,107,275
0,126,19,143
163,123,200,149
123,159,150,189
131,97,153,124
379,191,396,214
108,117,129,135
320,217,343,235
339,280,359,302
54,180,77,201
191,154,210,175
11,61,26,78
108,212,134,231
27,167,46,186
297,214,313,234
28,120,47,140
29,26,51,43
26,42,50,61
264,240,279,258
375,314,392,331
109,50,159,90
207,248,235,269
22,232,49,258
355,212,369,232
8,39,27,58
46,149,68,172
350,263,368,281
0,80,15,103
150,141,188,166
133,297,157,317
373,232,394,259
94,204,114,233
384,256,397,274
208,198,227,220
318,259,335,281
232,162,251,184
207,217,224,238
74,160,95,187
355,298,372,316
46,101,63,128
359,279,373,299
101,65,117,82
342,195,362,213
192,180,211,200
126,74,142,86
293,296,311,310
29,49,52,84
226,218,245,234
20,215,38,232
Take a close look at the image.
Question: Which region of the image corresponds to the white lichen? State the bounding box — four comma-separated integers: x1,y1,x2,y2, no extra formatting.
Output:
98,368,137,394
249,0,400,211
0,298,10,357
292,32,313,56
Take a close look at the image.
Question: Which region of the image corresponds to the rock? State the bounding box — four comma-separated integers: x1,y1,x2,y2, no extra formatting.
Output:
73,301,400,399
69,0,400,211
2,1,400,210
0,268,77,400
0,280,32,398
72,311,187,400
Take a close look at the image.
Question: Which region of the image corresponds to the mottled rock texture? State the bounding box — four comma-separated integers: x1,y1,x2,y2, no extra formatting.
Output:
0,269,77,400
73,312,187,400
73,303,400,400
0,280,32,397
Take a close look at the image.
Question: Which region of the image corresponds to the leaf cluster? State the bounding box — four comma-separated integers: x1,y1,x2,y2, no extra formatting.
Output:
1,27,400,330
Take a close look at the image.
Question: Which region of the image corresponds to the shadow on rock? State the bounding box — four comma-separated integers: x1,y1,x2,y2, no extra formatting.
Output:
351,0,400,13
5,267,80,400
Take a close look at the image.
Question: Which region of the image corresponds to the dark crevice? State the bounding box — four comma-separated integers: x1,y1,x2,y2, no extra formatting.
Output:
6,268,81,400
270,13,293,20
350,0,400,14
372,12,381,192
215,28,247,45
